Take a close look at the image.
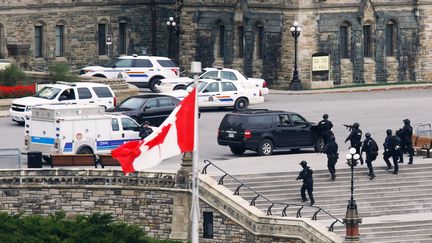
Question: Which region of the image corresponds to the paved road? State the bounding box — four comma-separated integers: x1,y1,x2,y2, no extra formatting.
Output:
1,89,431,173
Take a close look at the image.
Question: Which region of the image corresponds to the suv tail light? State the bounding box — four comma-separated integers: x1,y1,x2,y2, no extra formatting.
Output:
244,130,252,139
113,97,117,107
171,68,179,76
263,81,267,88
259,90,262,96
217,128,220,136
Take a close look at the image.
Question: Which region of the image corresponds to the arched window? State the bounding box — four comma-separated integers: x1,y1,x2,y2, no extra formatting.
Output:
218,23,225,58
339,21,351,59
237,25,244,58
255,24,264,59
55,21,66,57
98,19,109,56
363,21,374,58
118,19,127,55
34,22,46,58
386,20,397,56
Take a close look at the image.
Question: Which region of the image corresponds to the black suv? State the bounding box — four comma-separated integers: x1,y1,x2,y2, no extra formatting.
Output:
217,109,323,156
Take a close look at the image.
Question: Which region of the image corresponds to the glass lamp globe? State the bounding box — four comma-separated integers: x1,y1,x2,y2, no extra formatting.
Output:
353,154,360,160
166,21,171,26
346,154,352,160
297,27,302,32
169,17,174,22
172,22,176,27
349,147,357,154
290,27,295,32
293,21,299,27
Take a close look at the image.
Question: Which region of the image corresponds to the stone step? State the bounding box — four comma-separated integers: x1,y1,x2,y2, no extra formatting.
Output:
228,163,432,180
225,178,432,195
222,169,432,186
360,233,432,243
235,186,432,201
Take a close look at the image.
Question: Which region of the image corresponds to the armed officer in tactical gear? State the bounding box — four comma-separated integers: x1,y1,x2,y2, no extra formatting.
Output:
361,133,379,180
323,135,338,181
139,121,153,139
296,161,315,206
399,119,414,164
383,129,400,174
345,122,364,164
318,114,334,145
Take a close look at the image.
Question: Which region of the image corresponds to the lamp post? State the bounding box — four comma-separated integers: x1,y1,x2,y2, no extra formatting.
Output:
166,17,177,58
343,147,362,243
289,21,303,90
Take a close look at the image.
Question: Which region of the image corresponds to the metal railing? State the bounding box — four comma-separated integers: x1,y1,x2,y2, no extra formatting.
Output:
202,159,344,232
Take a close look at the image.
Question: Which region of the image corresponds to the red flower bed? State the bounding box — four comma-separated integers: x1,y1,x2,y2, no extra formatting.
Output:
0,85,35,98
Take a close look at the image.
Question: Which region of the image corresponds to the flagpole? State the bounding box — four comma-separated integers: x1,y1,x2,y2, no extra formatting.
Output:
190,61,201,243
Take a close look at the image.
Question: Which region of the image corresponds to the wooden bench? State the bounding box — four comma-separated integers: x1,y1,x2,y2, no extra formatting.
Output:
98,154,120,168
50,154,98,168
413,135,432,158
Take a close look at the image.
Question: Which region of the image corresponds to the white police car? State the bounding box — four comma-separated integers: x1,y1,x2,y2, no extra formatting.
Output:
166,79,264,110
9,82,116,124
79,55,179,92
156,67,269,95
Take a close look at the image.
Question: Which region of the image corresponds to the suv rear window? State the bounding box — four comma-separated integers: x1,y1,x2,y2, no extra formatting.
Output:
247,115,273,129
157,60,177,67
92,87,113,98
221,114,244,129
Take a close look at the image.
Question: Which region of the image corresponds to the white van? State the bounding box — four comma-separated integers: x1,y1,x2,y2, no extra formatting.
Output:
25,104,142,157
9,82,116,124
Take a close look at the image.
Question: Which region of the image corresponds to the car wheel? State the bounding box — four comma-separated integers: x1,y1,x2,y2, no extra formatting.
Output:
230,146,246,155
234,98,248,110
314,137,324,152
149,78,161,92
77,146,93,154
258,139,273,156
173,85,185,90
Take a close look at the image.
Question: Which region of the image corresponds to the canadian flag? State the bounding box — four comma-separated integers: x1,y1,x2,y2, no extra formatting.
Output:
112,88,196,173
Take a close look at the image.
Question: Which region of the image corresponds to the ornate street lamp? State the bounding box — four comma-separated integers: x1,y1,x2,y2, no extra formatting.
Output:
343,147,362,242
166,17,177,58
289,21,303,91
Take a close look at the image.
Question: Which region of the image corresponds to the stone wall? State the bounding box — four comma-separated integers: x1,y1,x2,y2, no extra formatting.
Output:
0,169,342,242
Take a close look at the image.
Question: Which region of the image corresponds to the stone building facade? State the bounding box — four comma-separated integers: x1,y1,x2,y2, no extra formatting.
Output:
0,0,178,70
179,0,424,88
0,0,428,88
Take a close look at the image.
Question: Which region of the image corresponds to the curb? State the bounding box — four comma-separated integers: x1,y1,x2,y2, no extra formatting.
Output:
270,83,432,95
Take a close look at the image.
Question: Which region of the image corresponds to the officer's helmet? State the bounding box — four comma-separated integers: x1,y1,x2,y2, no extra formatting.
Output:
403,119,410,125
323,114,329,119
386,129,392,135
353,122,360,128
365,133,371,138
299,160,307,166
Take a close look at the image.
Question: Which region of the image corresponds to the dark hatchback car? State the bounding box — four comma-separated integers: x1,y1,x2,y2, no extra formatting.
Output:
217,109,322,156
106,94,181,126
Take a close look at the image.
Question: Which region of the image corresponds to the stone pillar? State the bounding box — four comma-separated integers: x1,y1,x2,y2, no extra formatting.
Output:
170,152,193,240
343,206,362,243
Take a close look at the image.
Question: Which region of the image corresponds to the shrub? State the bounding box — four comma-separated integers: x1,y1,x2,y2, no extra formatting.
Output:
0,212,183,243
48,62,77,82
0,64,26,86
0,85,35,98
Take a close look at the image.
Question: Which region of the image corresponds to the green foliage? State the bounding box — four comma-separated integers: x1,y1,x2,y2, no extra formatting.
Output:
48,62,77,82
0,64,26,86
0,212,182,243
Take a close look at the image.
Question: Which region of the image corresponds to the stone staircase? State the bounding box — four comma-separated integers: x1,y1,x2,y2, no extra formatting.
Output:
217,163,432,242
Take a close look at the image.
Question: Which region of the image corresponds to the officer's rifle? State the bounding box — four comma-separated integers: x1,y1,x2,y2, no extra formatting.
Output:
343,124,353,131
